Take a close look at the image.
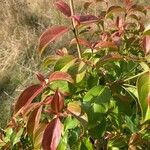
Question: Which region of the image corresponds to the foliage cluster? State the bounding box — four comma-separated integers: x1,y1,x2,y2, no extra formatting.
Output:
0,0,150,149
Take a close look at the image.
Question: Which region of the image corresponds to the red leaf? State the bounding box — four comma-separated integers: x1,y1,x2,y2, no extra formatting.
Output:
36,72,46,86
43,96,53,105
14,84,43,114
95,41,117,49
72,15,98,25
49,71,74,83
38,26,69,55
70,38,91,48
51,90,64,114
42,118,62,150
27,106,42,136
143,36,150,55
54,0,71,17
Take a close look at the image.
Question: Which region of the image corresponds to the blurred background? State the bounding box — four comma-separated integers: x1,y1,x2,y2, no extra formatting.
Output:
0,0,150,127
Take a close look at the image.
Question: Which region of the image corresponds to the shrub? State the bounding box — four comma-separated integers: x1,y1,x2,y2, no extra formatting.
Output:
0,0,150,149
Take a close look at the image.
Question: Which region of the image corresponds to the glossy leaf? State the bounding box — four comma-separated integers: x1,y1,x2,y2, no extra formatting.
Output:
54,0,71,17
49,71,74,83
42,118,62,150
26,106,42,136
51,89,64,114
137,71,150,122
33,123,47,149
143,36,150,55
14,84,43,114
38,26,69,55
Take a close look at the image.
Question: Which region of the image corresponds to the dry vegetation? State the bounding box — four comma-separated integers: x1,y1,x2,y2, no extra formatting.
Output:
0,0,149,127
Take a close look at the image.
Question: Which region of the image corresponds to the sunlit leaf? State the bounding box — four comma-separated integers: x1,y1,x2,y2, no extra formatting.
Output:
54,55,76,72
33,123,47,149
67,101,88,127
54,0,71,17
144,24,150,35
49,71,74,83
42,55,60,69
68,61,87,83
36,72,46,86
137,71,150,123
26,106,42,136
70,38,91,48
79,137,93,150
95,41,117,49
14,84,43,114
42,118,62,150
38,26,69,55
51,89,64,114
72,15,98,25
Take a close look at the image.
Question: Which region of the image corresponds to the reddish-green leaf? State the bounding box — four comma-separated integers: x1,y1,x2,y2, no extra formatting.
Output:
51,90,64,114
73,15,98,25
42,118,62,150
36,72,46,86
95,41,117,49
49,71,74,83
26,106,42,136
70,38,91,48
67,102,88,127
54,0,71,17
33,123,47,149
38,26,69,55
43,96,53,105
143,36,150,55
14,84,43,114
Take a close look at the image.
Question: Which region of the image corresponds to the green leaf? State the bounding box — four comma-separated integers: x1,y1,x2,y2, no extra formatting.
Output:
89,119,106,139
137,71,150,123
64,116,79,131
42,55,59,69
57,132,68,150
68,61,87,83
13,128,24,146
54,55,76,71
144,24,150,35
79,138,93,150
83,86,111,103
83,86,111,127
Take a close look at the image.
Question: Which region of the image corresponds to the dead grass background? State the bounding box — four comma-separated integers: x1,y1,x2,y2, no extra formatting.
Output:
0,0,149,127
